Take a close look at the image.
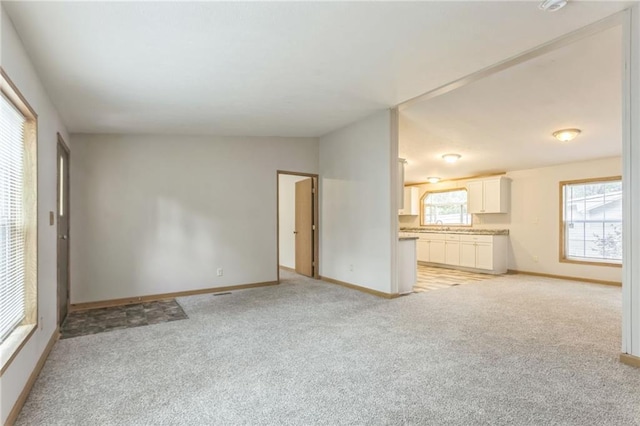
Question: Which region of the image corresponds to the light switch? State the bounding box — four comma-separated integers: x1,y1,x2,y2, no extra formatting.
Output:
49,211,55,226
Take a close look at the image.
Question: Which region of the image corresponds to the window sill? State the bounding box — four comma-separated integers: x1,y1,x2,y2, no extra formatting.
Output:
0,324,37,375
420,224,473,228
560,258,623,268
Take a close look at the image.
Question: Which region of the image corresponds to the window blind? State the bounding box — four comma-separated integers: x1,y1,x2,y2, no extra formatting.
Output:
0,93,26,343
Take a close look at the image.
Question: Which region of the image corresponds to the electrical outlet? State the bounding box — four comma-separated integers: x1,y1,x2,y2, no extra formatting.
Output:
349,264,354,272
533,255,539,263
217,268,223,277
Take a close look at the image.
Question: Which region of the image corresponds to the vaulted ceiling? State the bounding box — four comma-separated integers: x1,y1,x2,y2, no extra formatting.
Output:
2,1,631,137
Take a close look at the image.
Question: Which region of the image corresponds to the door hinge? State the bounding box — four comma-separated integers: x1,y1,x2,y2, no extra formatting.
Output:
312,225,316,230
312,188,316,194
312,261,315,266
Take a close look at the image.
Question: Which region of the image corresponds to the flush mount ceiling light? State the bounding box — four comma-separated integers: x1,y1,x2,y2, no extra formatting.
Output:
427,177,441,184
539,0,568,12
552,128,581,142
442,153,461,163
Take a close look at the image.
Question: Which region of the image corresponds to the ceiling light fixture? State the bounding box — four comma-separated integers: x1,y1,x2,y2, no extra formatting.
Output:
552,128,581,142
427,177,441,184
538,0,568,12
442,153,461,163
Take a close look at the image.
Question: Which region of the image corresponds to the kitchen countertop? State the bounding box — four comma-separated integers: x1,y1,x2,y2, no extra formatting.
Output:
400,228,509,236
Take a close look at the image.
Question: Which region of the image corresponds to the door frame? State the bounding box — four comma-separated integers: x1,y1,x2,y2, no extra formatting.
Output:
276,170,320,281
56,133,70,325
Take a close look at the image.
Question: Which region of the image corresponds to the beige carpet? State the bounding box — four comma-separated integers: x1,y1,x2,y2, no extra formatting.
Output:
15,270,640,425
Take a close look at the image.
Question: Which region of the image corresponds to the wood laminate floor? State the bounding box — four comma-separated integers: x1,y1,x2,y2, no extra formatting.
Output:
414,264,499,293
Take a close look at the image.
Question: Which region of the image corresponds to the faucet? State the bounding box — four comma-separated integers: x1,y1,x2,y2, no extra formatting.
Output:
434,220,449,231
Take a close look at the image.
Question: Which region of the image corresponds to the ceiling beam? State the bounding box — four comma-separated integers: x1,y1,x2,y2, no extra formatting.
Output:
397,10,626,111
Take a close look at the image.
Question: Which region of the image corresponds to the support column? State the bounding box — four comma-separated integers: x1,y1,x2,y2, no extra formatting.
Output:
622,5,640,367
390,107,400,295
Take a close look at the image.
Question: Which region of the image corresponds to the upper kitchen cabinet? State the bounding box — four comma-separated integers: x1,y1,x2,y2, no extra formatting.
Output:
466,177,510,214
399,187,420,215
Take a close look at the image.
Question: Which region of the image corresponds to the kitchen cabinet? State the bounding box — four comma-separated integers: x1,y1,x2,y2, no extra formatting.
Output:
411,231,508,274
429,241,446,264
417,233,448,263
475,243,494,270
467,177,510,214
458,234,507,273
460,241,492,270
444,234,460,266
416,240,430,262
399,187,420,215
459,241,477,268
398,159,406,209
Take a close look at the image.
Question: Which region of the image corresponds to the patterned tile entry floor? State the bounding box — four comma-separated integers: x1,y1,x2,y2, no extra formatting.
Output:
414,264,499,293
61,299,188,339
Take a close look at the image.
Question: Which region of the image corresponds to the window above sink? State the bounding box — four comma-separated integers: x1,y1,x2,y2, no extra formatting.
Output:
420,189,471,227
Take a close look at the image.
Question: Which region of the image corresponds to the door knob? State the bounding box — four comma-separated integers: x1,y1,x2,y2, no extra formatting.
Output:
293,231,298,234
60,235,67,240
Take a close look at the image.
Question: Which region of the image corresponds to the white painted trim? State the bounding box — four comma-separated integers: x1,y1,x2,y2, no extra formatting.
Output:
623,5,640,357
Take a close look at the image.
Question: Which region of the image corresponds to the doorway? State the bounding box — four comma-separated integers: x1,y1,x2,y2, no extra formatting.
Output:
57,134,70,326
277,171,319,281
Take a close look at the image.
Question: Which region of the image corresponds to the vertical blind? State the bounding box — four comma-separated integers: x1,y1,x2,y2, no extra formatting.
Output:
0,93,26,343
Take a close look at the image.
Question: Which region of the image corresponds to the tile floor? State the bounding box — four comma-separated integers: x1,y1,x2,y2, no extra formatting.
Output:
414,264,499,292
60,299,188,339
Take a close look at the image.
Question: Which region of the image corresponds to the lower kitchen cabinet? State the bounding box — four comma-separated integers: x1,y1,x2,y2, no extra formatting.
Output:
415,232,508,274
444,240,460,266
457,234,507,273
459,241,477,268
460,241,493,270
417,240,430,262
475,243,494,270
428,238,445,264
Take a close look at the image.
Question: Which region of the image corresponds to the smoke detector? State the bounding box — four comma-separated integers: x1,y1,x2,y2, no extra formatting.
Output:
539,0,568,12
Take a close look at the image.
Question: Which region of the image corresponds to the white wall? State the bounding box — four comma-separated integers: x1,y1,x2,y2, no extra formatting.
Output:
278,174,308,270
319,110,395,294
0,8,71,424
70,134,318,303
399,157,622,283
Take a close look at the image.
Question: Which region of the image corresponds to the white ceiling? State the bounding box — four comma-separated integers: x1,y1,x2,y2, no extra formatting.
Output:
400,24,623,184
2,1,631,137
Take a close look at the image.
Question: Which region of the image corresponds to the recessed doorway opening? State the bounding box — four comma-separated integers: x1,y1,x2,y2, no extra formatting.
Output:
277,171,319,282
